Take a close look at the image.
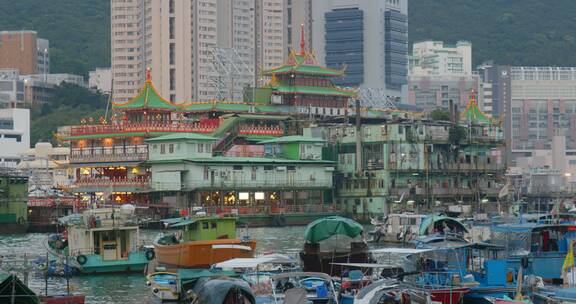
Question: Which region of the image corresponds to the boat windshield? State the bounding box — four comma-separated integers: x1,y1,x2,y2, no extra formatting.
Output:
491,230,530,256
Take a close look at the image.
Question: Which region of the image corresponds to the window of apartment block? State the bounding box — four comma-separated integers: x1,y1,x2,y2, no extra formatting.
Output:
169,0,175,14
251,166,257,180
169,17,175,39
204,166,209,180
169,68,175,90
169,144,174,153
160,144,166,154
198,143,204,153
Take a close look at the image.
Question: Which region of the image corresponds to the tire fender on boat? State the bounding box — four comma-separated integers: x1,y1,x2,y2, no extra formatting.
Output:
145,249,155,261
76,255,87,265
17,217,26,225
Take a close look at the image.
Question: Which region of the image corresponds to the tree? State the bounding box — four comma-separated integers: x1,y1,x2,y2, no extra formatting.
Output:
429,108,451,121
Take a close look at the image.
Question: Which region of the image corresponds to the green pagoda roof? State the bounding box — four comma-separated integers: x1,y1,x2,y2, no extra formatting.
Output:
460,92,494,125
112,69,179,111
271,84,355,97
258,135,325,144
263,50,345,77
145,133,218,142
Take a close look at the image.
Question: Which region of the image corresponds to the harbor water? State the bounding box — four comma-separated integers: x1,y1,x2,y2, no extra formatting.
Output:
0,226,339,303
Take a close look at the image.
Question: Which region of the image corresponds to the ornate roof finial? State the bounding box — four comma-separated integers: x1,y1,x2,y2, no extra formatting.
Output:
469,89,476,102
146,67,151,83
299,23,305,56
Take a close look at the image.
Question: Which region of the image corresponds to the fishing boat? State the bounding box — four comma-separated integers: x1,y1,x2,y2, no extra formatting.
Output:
213,254,298,284
255,272,339,303
299,216,374,276
369,213,426,243
46,206,152,274
154,215,257,268
533,287,576,303
343,278,431,304
0,272,85,304
146,268,238,302
491,223,576,282
418,215,470,240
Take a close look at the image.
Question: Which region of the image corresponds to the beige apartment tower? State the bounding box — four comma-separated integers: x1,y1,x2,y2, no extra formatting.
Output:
111,0,286,103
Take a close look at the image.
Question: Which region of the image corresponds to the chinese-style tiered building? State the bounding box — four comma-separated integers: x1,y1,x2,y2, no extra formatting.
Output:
59,34,356,224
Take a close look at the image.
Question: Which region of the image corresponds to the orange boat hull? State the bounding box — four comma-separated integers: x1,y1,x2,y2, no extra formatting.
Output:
155,239,257,268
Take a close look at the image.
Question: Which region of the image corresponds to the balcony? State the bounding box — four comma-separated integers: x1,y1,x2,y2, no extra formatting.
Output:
73,177,150,192
70,145,148,163
69,120,219,137
238,125,283,136
202,204,339,216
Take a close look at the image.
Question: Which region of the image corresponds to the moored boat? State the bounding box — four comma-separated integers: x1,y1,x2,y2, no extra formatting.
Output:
369,213,426,243
47,206,153,274
154,215,257,268
299,216,374,277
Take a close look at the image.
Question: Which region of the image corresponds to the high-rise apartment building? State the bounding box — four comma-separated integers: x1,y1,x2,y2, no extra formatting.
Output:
0,31,50,76
111,0,145,103
410,40,472,76
111,0,285,103
311,0,408,100
285,0,312,55
407,40,477,111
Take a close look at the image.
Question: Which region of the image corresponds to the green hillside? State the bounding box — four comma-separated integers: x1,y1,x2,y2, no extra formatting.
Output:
0,0,110,76
1,0,575,74
410,0,576,67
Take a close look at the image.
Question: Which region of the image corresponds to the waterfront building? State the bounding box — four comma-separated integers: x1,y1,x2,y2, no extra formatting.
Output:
111,0,286,103
89,68,112,94
17,142,76,232
317,92,505,219
311,0,408,100
146,134,336,225
0,108,30,167
0,31,49,75
0,168,29,233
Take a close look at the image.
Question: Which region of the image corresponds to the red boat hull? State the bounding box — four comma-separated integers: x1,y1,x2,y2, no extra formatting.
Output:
430,287,468,304
40,295,85,304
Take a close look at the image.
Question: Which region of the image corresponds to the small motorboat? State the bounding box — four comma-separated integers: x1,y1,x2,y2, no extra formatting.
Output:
255,272,339,304
147,268,238,302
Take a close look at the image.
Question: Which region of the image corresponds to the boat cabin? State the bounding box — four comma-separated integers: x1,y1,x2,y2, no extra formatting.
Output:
160,216,238,243
66,208,139,261
491,223,576,280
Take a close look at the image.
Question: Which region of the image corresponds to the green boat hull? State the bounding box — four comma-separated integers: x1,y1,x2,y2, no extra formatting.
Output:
79,251,149,274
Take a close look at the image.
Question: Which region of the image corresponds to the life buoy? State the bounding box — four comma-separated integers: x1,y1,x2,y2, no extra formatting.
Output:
145,250,155,261
38,263,47,270
521,256,529,269
77,255,87,265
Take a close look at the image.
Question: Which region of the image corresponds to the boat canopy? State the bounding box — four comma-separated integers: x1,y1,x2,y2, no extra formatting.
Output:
177,269,237,290
329,262,396,268
303,216,363,244
214,254,295,269
370,248,432,255
491,223,576,233
271,271,334,281
418,215,470,235
0,274,38,304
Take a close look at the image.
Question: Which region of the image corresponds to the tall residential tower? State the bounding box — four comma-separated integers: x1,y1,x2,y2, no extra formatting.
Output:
111,0,285,103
